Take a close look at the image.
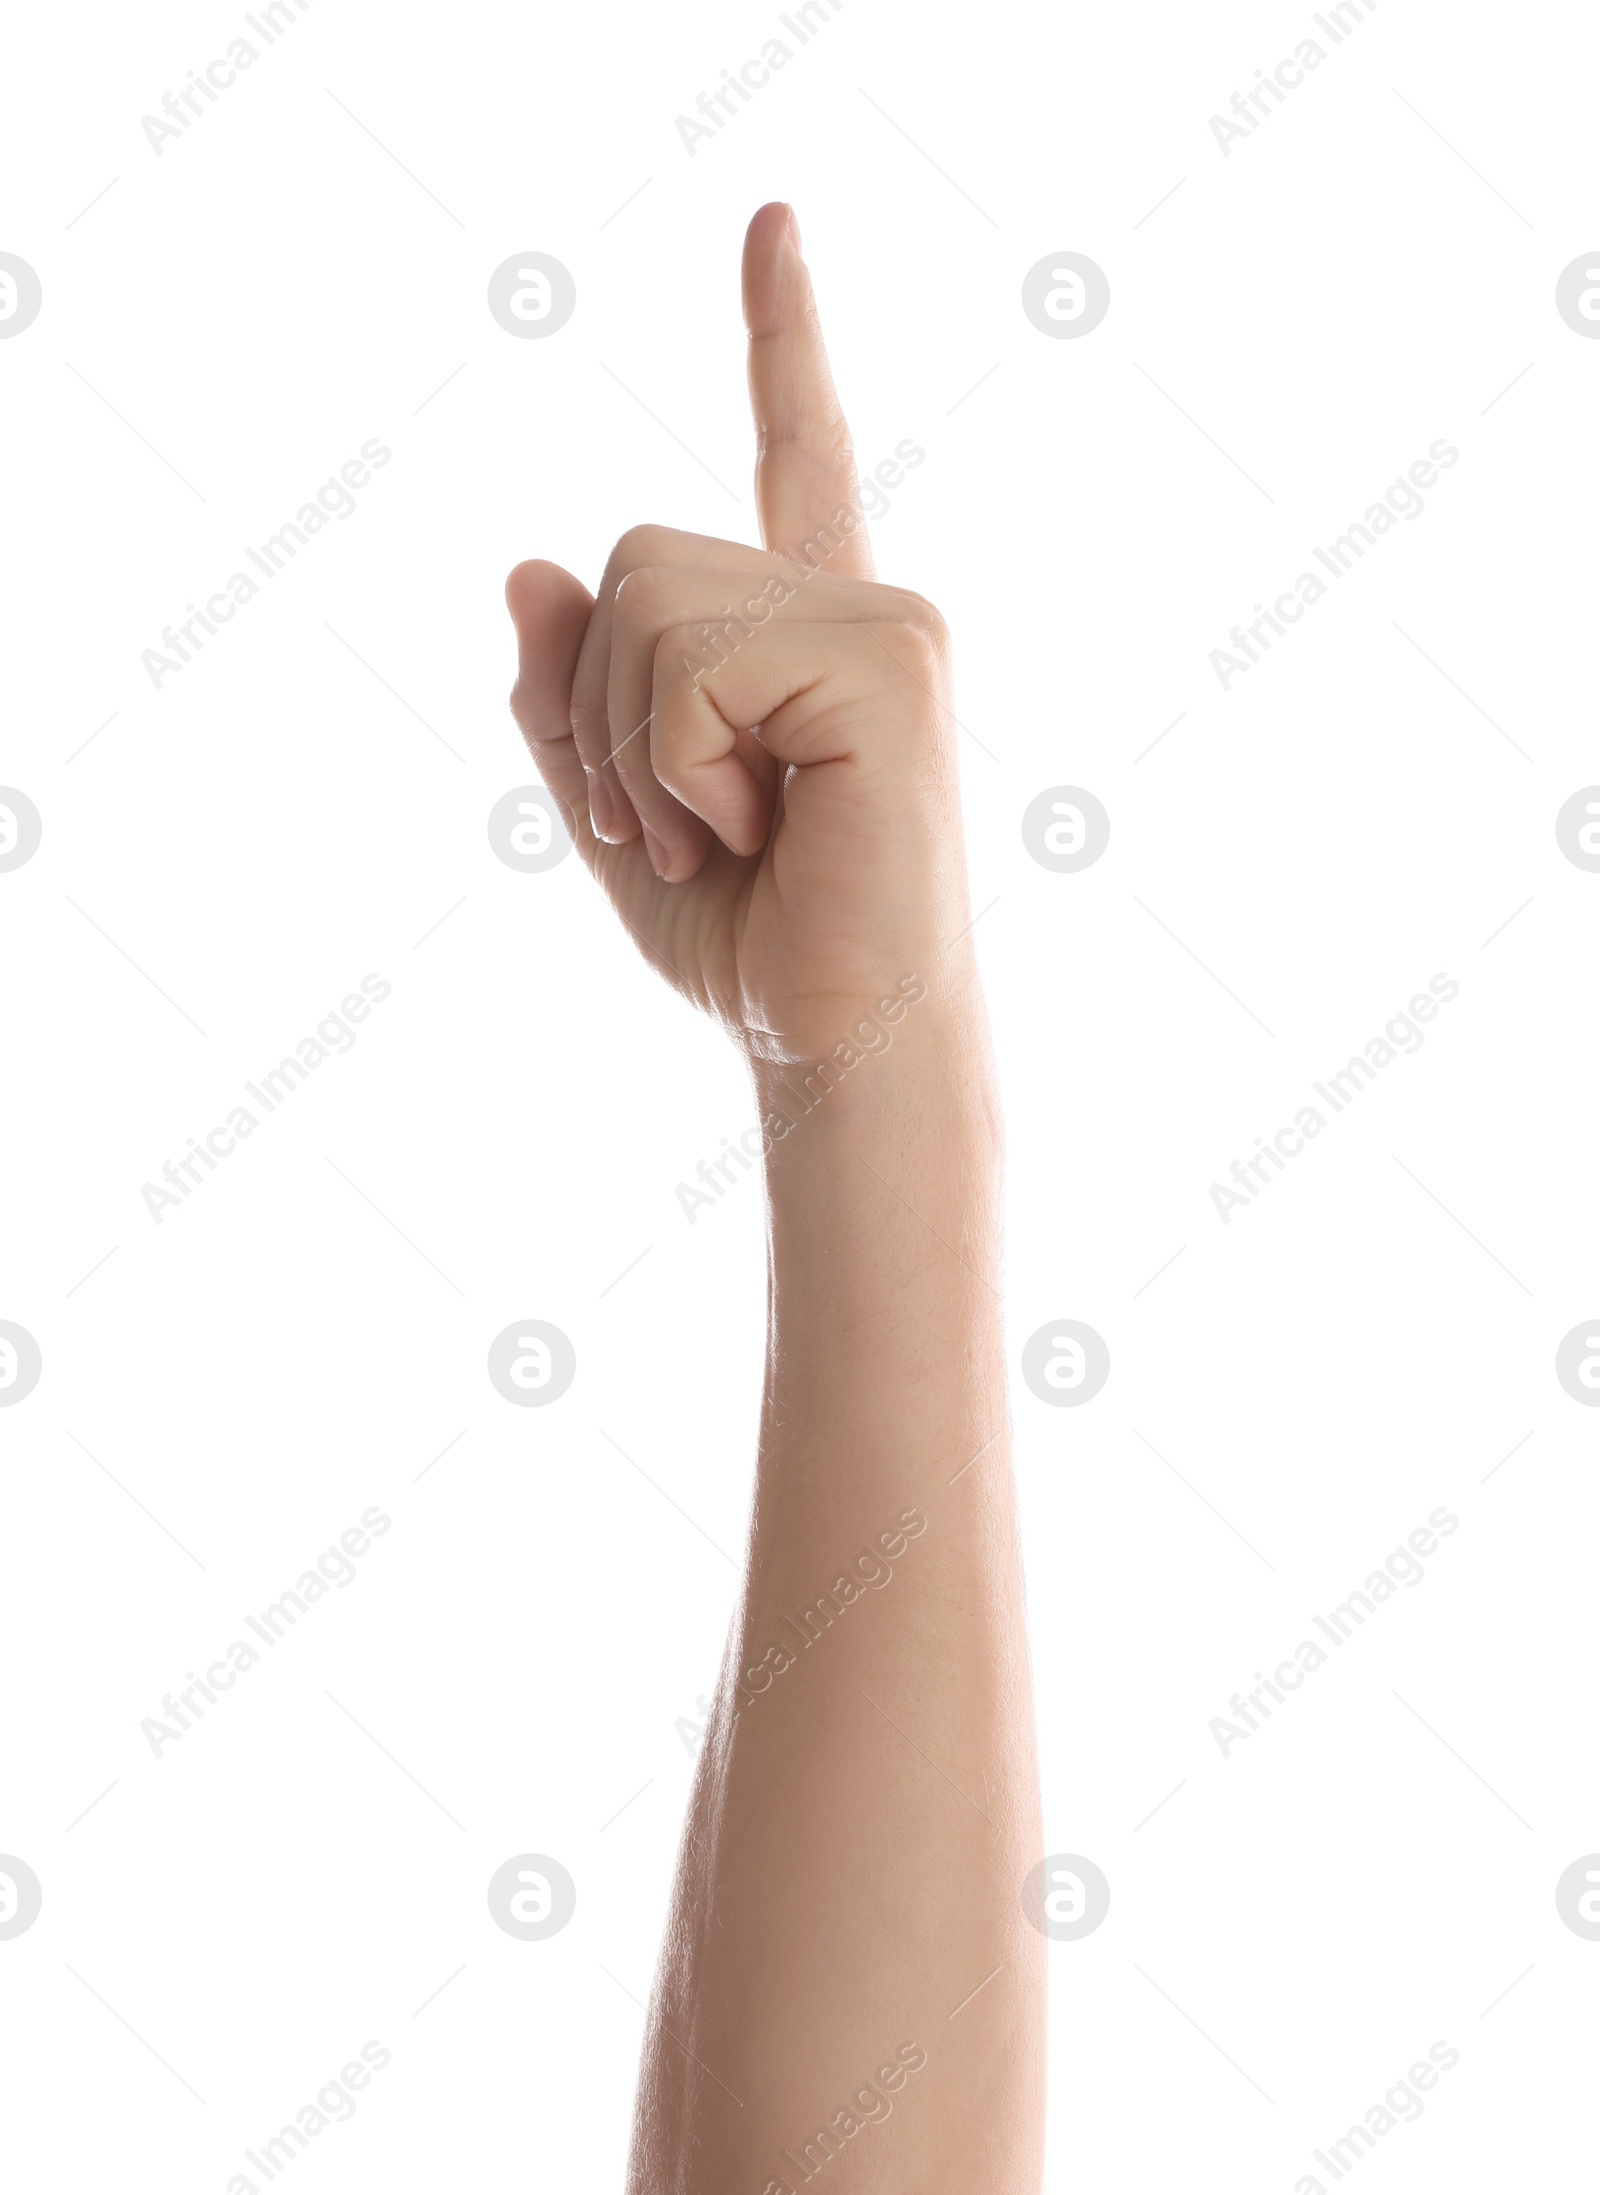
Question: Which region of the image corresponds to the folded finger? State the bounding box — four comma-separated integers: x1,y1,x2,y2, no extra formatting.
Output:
506,558,595,848
608,563,918,875
568,525,783,845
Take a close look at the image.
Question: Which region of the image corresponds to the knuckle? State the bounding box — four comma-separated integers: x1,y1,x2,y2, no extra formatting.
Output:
661,622,730,699
908,604,953,665
612,563,676,623
658,618,710,663
609,522,676,576
892,587,949,642
883,610,950,687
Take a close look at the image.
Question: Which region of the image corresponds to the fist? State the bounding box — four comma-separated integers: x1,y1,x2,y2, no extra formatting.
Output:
506,205,976,1066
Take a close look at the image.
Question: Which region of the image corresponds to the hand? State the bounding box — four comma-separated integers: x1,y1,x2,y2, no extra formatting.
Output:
506,202,976,1066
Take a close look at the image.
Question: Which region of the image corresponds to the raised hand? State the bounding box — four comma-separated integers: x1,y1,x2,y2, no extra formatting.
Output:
510,207,1041,2195
506,201,975,1066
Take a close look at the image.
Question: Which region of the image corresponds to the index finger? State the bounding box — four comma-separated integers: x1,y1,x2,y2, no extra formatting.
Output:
742,202,875,580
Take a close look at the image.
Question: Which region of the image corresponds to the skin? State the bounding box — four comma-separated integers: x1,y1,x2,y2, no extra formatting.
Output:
507,202,1045,2195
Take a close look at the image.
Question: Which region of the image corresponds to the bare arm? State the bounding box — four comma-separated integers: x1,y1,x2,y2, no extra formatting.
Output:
507,203,1045,2194
632,1014,1044,2191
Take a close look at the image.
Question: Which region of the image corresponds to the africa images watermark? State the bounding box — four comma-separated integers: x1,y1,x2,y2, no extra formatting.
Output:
229,2038,391,2195
733,1507,929,1707
1208,439,1459,691
1208,1504,1459,1759
759,2039,929,2194
141,973,392,1222
141,1505,391,1758
140,440,391,690
140,0,312,155
668,438,927,705
1208,973,1459,1224
1296,2041,1459,2194
1208,0,1380,157
675,0,846,154
675,976,928,1223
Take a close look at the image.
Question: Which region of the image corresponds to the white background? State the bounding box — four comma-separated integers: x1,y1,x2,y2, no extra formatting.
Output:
1,0,1596,2188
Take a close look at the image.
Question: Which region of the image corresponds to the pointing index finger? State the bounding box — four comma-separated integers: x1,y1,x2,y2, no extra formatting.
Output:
742,202,874,579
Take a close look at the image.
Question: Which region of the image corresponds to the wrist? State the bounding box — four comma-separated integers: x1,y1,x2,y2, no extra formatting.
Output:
748,993,1006,1360
745,984,1002,1176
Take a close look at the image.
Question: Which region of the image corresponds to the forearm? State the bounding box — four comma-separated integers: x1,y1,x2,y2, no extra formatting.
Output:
512,201,1047,2194
628,993,1045,2193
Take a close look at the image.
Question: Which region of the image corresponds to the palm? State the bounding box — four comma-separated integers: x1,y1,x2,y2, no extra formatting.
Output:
590,768,904,1059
